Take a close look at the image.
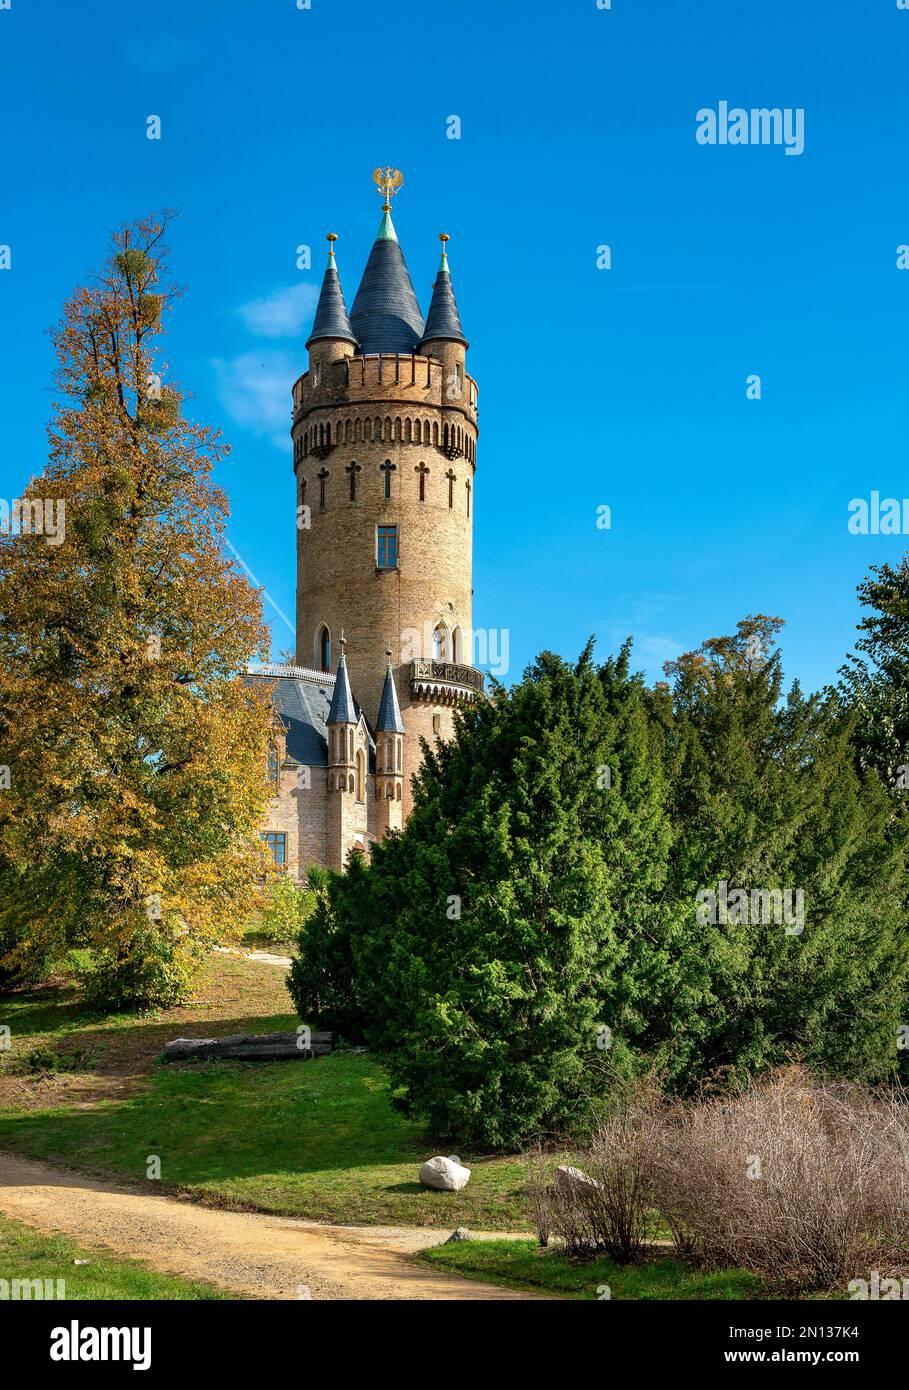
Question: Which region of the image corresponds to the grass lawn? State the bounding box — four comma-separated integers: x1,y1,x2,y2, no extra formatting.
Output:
0,1210,228,1300
0,956,526,1229
420,1238,763,1301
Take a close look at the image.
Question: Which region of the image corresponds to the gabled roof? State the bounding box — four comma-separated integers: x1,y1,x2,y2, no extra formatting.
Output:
246,667,375,769
306,239,358,349
349,210,425,354
376,659,405,734
418,242,467,349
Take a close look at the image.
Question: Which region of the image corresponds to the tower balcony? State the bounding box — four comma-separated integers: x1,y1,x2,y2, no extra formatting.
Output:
409,659,485,706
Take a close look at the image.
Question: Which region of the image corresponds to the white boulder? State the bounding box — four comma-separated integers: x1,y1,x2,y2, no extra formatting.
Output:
419,1155,472,1192
555,1163,600,1194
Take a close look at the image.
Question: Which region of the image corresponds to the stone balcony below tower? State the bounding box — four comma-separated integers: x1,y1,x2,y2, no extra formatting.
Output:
409,659,484,706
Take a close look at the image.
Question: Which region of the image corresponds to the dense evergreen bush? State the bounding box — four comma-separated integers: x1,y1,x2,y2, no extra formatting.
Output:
290,592,909,1147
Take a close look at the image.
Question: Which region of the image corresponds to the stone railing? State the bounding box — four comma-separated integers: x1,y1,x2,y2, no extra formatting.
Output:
409,659,484,705
247,662,336,683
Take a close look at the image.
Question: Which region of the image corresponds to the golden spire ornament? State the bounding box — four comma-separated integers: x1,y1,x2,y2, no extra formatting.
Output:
372,166,404,212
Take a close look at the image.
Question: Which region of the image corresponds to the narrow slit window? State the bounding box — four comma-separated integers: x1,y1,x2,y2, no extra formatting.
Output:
380,459,396,499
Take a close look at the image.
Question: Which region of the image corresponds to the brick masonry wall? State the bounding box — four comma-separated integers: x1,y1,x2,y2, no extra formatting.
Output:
292,345,478,822
264,757,382,879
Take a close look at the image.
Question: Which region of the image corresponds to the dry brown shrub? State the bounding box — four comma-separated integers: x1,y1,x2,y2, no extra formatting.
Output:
524,1067,909,1288
647,1066,909,1288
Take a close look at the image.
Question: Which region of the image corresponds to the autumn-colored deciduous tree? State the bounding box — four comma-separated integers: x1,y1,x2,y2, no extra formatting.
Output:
0,213,273,1006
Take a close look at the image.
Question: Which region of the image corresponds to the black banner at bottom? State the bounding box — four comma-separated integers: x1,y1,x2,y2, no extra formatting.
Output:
3,1296,904,1375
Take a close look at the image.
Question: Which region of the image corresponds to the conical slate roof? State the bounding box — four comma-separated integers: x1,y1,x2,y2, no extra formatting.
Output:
418,243,467,349
327,645,357,725
376,658,405,734
306,239,357,350
349,210,425,354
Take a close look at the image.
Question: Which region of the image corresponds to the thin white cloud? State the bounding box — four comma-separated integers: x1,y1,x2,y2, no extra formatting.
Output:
211,351,295,451
636,635,685,669
237,284,319,339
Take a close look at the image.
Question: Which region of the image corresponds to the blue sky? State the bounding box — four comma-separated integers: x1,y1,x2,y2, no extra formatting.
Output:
2,0,908,690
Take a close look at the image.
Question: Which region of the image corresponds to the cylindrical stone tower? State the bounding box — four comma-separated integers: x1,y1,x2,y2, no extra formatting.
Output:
292,173,481,817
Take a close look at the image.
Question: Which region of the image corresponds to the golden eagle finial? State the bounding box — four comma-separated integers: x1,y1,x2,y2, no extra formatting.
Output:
373,166,404,212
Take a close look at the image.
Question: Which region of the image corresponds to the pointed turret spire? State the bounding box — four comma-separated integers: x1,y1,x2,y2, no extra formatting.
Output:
327,631,357,725
418,234,467,349
350,168,425,354
306,235,358,350
376,648,405,734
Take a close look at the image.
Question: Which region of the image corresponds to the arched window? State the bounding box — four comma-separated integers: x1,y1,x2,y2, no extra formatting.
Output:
452,626,462,663
356,749,365,802
396,738,402,771
317,624,331,672
433,624,448,661
348,729,354,761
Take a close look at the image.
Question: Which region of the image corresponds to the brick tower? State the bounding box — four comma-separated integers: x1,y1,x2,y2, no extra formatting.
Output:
292,169,483,819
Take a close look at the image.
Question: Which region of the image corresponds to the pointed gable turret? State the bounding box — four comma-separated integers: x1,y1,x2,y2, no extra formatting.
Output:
306,234,358,350
376,654,406,734
327,633,357,726
418,235,467,350
375,648,405,837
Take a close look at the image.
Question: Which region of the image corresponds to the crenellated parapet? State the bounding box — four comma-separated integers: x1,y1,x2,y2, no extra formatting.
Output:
292,353,478,467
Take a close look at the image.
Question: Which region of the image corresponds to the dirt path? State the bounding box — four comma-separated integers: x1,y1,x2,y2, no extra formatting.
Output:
0,1151,540,1300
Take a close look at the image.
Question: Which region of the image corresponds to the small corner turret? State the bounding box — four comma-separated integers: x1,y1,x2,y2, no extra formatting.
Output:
375,647,405,834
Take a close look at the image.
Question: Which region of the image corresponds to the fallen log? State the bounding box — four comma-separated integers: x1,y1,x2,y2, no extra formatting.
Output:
163,1030,332,1063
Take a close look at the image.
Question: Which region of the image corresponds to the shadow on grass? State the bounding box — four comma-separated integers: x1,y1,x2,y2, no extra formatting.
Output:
1,1009,301,1078
0,1050,531,1233
0,1052,434,1180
